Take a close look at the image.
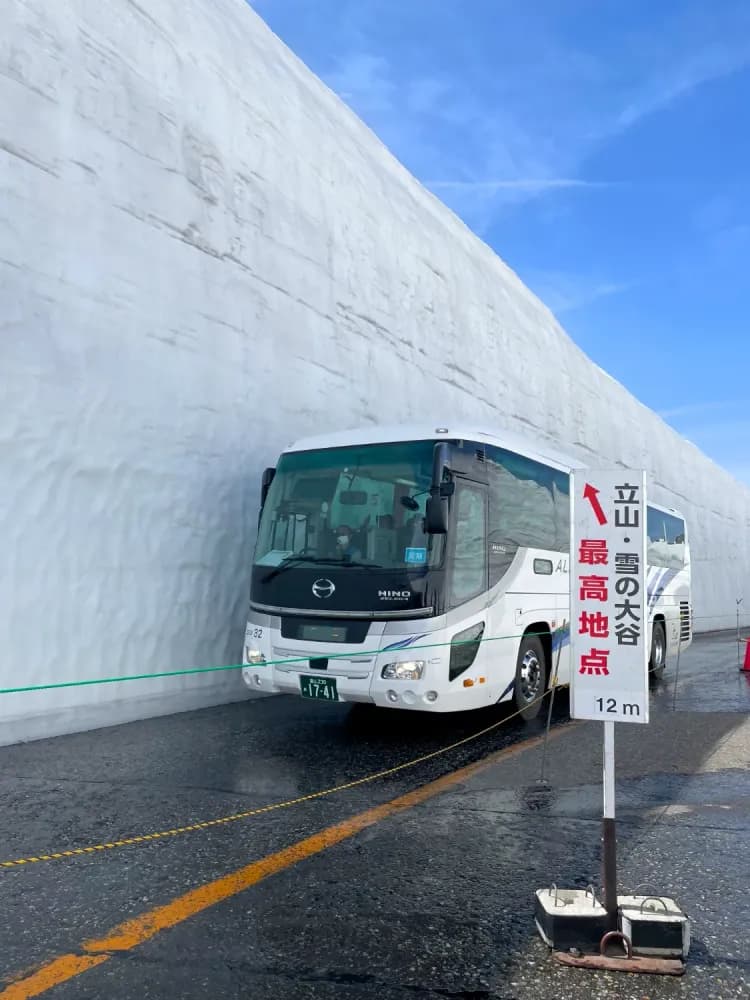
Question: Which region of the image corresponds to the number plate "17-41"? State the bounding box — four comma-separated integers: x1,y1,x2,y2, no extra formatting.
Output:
299,676,338,701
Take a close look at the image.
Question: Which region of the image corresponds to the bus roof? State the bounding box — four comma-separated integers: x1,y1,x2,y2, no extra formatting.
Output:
283,423,580,470
282,423,685,521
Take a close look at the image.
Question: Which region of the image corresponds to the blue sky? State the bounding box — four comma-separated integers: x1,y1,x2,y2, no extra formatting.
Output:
250,0,749,484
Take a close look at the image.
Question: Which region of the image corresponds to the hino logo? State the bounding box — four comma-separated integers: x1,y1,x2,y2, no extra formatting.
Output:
312,578,336,599
378,590,411,601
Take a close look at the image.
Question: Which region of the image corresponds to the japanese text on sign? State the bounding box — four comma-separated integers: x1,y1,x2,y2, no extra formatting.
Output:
570,470,649,724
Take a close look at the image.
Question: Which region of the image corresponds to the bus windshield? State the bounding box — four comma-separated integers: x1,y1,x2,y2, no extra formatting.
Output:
254,440,446,571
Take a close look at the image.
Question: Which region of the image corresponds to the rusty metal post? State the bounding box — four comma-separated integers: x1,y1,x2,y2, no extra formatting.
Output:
602,721,618,930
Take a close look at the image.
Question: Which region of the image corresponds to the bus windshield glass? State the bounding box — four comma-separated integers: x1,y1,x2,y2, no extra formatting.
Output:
255,440,445,571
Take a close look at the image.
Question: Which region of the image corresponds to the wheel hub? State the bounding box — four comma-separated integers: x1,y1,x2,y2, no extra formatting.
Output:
520,650,542,702
655,634,664,667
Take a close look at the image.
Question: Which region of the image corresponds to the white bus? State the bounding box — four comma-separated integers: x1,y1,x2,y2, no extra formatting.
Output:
241,425,692,720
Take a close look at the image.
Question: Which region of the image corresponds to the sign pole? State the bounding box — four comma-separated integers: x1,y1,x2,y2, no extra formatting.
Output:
738,598,743,669
569,467,648,933
602,720,617,929
539,466,692,971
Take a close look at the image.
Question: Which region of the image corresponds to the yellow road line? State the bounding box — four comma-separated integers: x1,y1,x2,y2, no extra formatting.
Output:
0,694,564,870
0,724,571,999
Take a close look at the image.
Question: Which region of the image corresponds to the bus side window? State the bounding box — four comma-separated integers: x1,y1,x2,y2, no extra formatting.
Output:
450,484,487,607
485,448,568,586
647,507,686,569
488,474,517,585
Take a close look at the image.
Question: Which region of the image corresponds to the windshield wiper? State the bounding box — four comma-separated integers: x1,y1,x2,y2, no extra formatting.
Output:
261,556,342,583
261,556,384,582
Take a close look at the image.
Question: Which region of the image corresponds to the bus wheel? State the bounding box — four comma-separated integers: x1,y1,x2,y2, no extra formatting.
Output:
513,634,547,721
649,620,666,684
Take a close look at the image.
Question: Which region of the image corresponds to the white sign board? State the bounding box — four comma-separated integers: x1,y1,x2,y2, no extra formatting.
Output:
570,469,649,724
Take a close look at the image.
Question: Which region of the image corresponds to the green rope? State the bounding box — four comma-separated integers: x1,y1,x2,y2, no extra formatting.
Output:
8,605,728,697
0,626,567,696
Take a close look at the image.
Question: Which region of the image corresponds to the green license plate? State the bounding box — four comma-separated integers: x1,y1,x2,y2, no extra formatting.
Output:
300,675,338,701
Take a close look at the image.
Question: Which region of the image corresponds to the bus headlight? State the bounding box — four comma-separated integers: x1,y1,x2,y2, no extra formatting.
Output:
245,648,266,666
381,660,426,681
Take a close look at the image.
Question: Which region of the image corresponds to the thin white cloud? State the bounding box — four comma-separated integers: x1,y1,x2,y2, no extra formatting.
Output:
326,53,395,113
658,400,748,420
559,281,632,313
617,43,750,129
406,76,451,115
313,0,750,239
426,178,604,193
278,0,750,270
524,269,635,316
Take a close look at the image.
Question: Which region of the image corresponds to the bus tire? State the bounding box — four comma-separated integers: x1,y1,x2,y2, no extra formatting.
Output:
649,620,666,684
513,634,547,721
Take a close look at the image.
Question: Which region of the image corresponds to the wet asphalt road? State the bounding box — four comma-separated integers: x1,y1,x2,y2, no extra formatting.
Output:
1,633,748,999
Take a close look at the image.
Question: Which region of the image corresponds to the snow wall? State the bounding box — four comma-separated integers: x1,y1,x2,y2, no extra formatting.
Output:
2,0,749,746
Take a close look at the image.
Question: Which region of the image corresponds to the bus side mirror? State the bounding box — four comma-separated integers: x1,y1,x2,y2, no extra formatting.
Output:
425,491,449,534
425,442,453,534
260,467,275,509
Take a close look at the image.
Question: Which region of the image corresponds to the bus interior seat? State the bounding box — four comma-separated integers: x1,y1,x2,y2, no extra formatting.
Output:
368,514,396,563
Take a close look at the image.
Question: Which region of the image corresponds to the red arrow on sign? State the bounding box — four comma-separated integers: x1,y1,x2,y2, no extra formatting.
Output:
583,483,607,525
